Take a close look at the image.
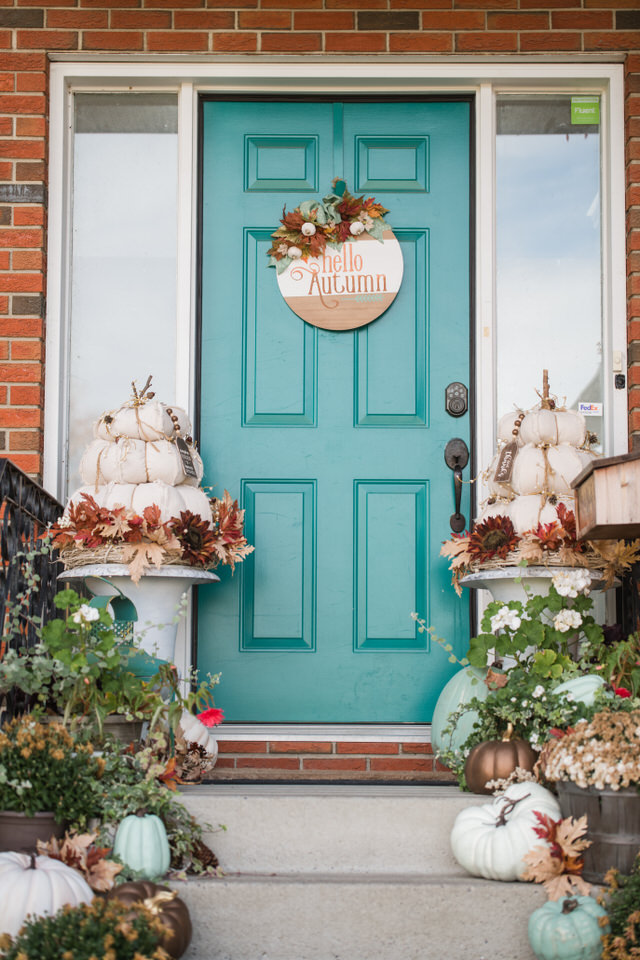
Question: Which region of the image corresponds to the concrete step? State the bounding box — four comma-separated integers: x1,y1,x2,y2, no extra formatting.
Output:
176,784,544,960
179,784,482,876
173,872,543,960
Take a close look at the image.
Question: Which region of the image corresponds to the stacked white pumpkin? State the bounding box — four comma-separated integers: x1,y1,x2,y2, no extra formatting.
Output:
69,394,212,526
480,402,596,536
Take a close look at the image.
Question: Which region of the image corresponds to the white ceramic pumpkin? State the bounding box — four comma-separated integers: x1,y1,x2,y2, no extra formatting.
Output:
450,781,561,882
94,400,192,443
80,437,203,488
69,482,213,525
178,710,219,758
0,852,93,936
519,408,586,447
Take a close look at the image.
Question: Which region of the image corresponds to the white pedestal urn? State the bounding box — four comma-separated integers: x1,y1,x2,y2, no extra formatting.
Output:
459,566,606,604
59,563,220,662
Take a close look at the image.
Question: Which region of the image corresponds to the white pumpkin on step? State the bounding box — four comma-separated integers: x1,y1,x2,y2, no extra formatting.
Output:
450,782,561,882
0,852,93,937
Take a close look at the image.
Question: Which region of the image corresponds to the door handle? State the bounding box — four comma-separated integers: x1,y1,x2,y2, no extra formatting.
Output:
444,438,469,533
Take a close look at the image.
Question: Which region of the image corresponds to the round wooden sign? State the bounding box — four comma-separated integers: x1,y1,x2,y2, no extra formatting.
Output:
276,229,404,331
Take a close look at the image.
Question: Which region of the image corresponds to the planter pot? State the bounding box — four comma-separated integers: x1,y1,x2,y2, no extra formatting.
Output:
59,564,219,662
556,781,640,882
460,567,606,604
103,714,144,745
0,811,65,852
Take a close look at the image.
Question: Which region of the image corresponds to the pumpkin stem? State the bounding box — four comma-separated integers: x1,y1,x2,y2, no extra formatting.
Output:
501,722,514,742
143,890,178,915
562,899,579,915
29,852,37,870
495,792,531,827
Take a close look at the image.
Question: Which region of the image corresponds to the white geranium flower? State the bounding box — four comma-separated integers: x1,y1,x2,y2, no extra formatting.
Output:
552,568,591,598
553,609,583,633
72,604,100,625
490,605,521,634
532,685,545,698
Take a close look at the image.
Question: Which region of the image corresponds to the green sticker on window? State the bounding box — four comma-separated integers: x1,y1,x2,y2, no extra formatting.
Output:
571,96,600,125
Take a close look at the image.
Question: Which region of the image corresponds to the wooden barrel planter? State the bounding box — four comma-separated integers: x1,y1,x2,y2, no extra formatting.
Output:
556,781,640,882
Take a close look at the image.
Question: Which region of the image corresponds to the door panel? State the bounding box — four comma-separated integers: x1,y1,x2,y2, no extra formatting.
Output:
199,99,471,722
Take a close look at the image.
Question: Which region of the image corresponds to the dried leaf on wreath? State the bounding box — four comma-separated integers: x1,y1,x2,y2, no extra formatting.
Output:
440,537,471,561
518,539,544,563
590,539,640,588
121,542,168,583
557,545,582,567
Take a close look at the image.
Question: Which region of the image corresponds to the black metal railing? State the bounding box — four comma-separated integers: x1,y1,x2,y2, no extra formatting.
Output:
0,457,63,654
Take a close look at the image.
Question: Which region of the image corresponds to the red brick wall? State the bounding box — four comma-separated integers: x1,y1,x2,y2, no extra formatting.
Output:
213,739,454,781
0,5,639,476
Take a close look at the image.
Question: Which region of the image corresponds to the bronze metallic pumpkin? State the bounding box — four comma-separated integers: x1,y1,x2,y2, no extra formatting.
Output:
107,880,192,958
464,725,537,795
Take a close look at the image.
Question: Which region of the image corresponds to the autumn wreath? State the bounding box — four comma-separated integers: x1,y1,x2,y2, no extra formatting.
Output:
50,491,254,583
267,178,389,275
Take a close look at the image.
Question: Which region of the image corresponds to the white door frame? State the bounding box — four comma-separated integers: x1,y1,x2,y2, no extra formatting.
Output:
45,57,627,741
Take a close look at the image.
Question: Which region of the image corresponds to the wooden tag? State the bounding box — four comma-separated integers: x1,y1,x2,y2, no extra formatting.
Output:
175,437,198,480
494,440,518,484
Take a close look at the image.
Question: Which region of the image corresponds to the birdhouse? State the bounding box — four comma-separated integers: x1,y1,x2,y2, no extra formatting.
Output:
571,451,640,539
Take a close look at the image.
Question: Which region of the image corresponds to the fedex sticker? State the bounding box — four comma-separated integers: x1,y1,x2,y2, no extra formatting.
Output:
578,401,603,417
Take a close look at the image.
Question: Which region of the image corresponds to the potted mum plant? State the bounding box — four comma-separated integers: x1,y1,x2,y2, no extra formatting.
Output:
0,716,104,850
536,707,640,882
0,897,173,960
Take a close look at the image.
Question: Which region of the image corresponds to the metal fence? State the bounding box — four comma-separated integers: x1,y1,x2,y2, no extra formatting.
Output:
0,457,63,654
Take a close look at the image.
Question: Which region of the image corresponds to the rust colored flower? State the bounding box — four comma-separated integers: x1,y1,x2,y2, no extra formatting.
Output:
171,511,217,566
467,515,519,561
527,521,565,552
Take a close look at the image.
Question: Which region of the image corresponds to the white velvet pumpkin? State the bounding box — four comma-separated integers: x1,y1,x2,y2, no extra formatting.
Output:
519,408,586,447
69,481,213,525
487,445,593,500
80,437,203,488
480,494,575,536
178,710,219,758
94,400,192,443
497,411,526,446
450,782,561,882
546,445,594,495
0,852,93,936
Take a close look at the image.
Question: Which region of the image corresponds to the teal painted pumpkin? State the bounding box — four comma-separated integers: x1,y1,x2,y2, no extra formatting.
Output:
431,667,489,755
553,675,609,708
113,813,171,879
528,896,610,960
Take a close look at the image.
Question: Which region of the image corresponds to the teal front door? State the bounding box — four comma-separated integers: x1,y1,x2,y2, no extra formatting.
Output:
199,98,471,723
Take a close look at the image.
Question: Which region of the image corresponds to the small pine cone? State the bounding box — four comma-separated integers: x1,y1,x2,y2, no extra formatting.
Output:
193,838,218,869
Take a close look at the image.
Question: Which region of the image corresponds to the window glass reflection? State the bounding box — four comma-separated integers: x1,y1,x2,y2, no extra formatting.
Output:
496,96,603,446
68,94,178,493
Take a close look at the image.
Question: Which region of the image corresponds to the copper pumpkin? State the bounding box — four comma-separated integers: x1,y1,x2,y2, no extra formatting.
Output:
107,880,192,959
464,727,537,795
